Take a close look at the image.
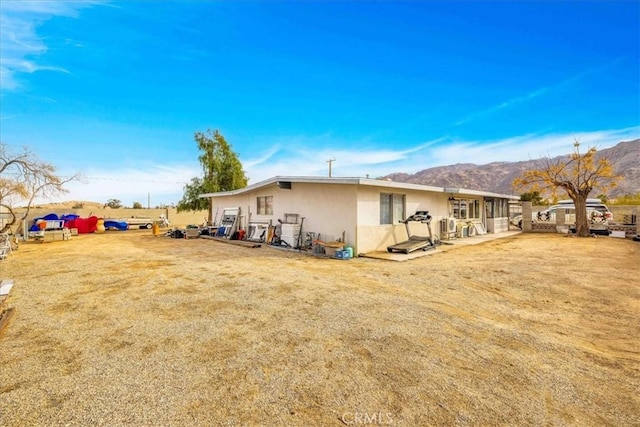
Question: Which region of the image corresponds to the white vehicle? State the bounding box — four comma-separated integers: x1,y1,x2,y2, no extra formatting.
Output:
512,199,612,229
125,216,155,229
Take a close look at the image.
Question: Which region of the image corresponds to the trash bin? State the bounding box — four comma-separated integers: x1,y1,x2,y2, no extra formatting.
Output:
152,223,159,235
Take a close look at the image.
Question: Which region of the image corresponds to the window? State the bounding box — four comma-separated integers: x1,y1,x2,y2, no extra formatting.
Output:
486,198,509,218
498,199,508,217
486,199,495,219
452,199,467,219
453,198,480,220
257,196,273,215
469,199,480,219
380,193,405,224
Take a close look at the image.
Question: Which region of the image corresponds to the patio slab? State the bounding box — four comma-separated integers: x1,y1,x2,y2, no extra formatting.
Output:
361,231,522,261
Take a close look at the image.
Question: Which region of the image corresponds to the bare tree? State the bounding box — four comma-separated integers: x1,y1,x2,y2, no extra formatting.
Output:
0,144,78,234
513,140,621,237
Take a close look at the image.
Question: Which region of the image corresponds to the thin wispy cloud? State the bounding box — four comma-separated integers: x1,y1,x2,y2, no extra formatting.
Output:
41,126,638,204
409,127,640,171
310,138,449,168
455,86,551,126
241,126,640,185
0,1,101,91
41,163,199,206
1,1,88,15
242,145,282,169
245,134,446,172
26,124,640,206
5,2,636,207
28,128,638,208
454,59,626,127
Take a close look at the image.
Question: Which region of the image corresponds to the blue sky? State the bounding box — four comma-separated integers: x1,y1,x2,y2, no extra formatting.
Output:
1,1,639,206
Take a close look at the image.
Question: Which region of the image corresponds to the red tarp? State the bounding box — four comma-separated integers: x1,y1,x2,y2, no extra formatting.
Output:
65,216,98,234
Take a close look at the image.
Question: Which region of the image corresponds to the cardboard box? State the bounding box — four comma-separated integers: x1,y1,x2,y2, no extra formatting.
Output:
321,241,344,257
184,229,200,239
324,246,338,257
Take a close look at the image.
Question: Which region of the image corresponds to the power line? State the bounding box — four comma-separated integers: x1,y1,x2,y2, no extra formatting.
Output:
73,176,189,184
2,173,190,185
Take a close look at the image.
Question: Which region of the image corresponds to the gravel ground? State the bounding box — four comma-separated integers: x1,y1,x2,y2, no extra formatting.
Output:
1,231,639,426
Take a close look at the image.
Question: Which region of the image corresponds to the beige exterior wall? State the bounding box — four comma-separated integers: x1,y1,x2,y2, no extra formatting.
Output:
206,180,514,254
209,182,358,245
355,186,452,254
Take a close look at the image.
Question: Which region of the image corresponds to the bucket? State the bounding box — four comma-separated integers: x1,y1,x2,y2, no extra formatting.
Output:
345,246,354,258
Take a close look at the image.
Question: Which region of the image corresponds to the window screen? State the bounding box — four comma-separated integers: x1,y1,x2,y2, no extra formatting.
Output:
257,196,273,215
380,193,405,224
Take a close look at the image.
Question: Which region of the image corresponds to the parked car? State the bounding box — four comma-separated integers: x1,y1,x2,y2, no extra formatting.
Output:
512,199,613,229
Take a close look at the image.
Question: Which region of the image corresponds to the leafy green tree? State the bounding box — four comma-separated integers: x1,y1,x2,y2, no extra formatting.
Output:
132,201,143,209
612,192,640,205
105,199,122,209
177,177,208,211
519,191,545,205
177,130,248,214
514,141,621,237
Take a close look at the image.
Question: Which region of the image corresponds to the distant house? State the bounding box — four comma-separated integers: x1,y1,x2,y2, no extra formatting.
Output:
200,176,518,254
0,205,11,232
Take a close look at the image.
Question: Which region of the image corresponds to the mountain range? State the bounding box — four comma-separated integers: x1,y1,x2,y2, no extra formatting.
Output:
382,139,640,198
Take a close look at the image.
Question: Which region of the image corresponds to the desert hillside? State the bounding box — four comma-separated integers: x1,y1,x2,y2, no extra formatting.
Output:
33,201,107,210
383,139,640,197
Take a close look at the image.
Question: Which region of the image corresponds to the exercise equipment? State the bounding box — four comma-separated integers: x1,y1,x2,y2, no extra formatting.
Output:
387,211,441,254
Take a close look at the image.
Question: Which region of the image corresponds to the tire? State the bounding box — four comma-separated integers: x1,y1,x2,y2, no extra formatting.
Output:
145,223,153,229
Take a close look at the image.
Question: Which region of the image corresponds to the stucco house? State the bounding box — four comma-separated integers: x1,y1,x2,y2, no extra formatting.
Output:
0,206,11,232
200,176,518,254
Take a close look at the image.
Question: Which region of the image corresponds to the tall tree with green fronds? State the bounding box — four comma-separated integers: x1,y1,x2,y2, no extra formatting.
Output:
177,130,248,214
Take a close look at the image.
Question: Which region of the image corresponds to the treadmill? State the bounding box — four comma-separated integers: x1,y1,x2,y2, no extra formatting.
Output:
387,211,441,254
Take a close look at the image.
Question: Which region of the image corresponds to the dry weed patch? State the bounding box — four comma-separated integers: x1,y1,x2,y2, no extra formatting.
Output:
0,231,638,426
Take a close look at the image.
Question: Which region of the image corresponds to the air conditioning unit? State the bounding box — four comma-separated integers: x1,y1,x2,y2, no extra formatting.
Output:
441,218,456,233
440,218,457,239
456,223,469,238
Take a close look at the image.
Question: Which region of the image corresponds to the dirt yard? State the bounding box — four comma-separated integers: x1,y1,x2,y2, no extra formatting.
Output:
1,231,638,426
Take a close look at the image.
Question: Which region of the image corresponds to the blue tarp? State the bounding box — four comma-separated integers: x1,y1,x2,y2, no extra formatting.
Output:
30,213,61,231
104,220,128,231
30,213,86,231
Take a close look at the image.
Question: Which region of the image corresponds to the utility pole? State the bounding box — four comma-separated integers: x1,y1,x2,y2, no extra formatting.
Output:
326,158,336,178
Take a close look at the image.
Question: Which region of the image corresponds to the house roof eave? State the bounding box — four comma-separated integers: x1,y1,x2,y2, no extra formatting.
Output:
198,176,519,200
